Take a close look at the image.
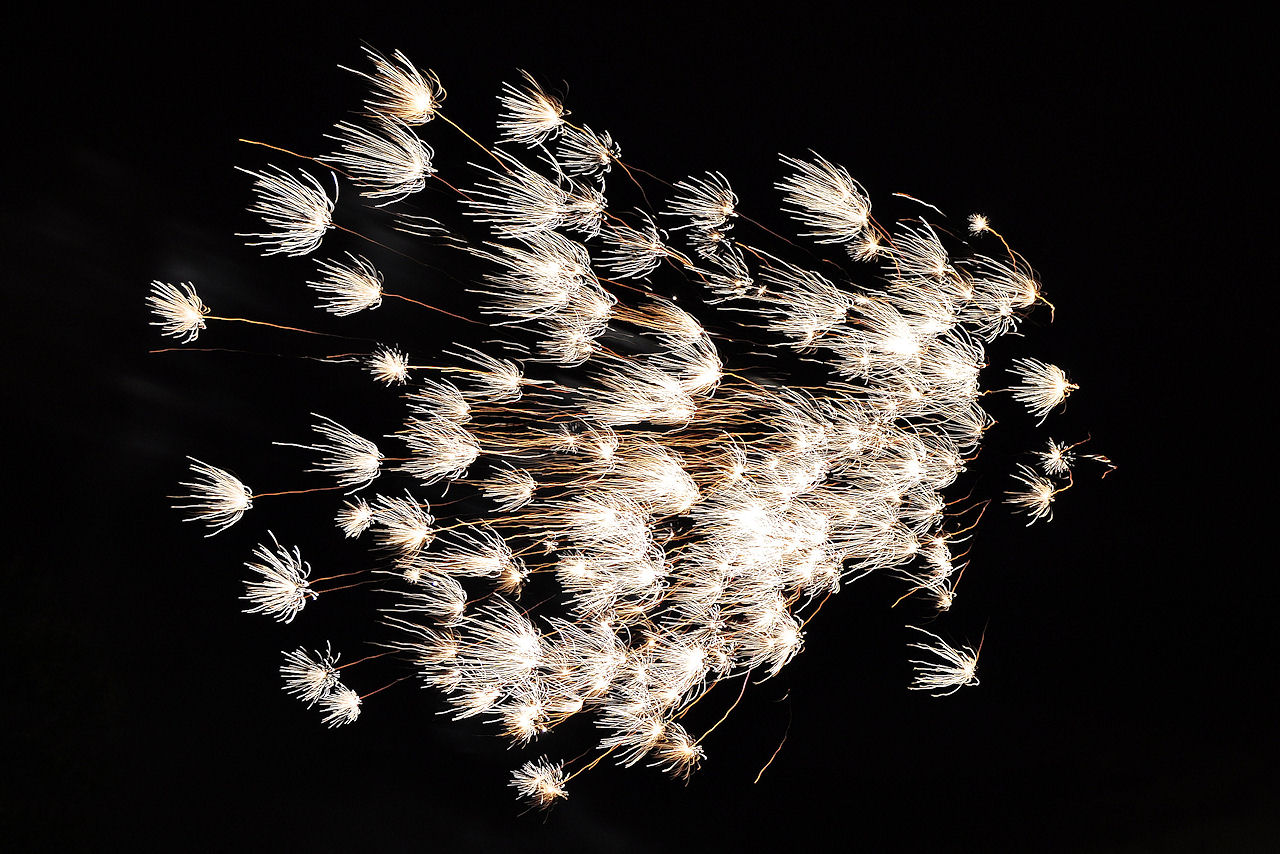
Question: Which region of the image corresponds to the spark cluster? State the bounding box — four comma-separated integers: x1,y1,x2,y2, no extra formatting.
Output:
152,47,1109,809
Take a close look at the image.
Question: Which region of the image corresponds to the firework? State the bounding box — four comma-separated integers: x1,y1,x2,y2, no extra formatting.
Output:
151,47,1109,809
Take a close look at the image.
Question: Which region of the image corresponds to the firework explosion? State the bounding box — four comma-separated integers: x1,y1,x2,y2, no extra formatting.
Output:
150,46,1110,808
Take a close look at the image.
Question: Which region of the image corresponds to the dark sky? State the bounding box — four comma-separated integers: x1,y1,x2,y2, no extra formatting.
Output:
8,9,1271,852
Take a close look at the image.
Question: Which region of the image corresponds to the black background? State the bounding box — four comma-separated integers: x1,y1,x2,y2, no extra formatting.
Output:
7,8,1271,852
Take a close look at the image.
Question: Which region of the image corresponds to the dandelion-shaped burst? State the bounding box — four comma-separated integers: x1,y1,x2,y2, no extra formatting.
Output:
776,153,872,243
396,417,481,485
366,345,411,385
509,757,568,808
241,533,315,623
474,230,595,323
172,457,252,536
237,166,335,257
342,46,445,125
907,626,980,696
662,171,738,232
649,722,705,780
598,211,670,280
276,414,383,491
335,497,374,538
308,253,384,316
1035,438,1076,476
1008,357,1077,424
449,345,525,404
319,685,362,727
372,492,435,556
147,281,208,343
847,229,884,262
480,464,536,511
465,152,570,239
406,379,470,424
556,124,620,178
280,644,341,706
1005,463,1059,524
325,118,435,204
497,71,567,145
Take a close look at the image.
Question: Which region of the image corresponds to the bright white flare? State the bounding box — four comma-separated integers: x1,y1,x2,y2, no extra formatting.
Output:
148,281,208,342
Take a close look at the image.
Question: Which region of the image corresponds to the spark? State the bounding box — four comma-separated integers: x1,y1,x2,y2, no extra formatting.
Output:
237,166,335,257
172,458,252,536
319,685,362,727
1005,463,1060,524
776,152,871,243
367,345,411,385
148,281,208,342
1008,357,1078,424
274,414,383,491
241,533,315,623
342,46,445,125
325,118,435,203
497,71,567,145
556,124,620,177
335,497,374,537
280,644,342,706
907,626,980,696
308,253,384,316
509,757,568,807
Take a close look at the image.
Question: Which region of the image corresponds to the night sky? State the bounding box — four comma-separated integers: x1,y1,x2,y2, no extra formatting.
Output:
8,9,1272,852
